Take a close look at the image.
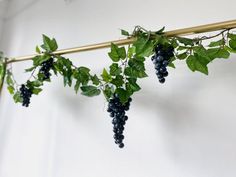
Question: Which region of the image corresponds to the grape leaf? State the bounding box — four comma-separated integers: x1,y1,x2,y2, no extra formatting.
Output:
177,52,187,60
81,85,101,97
115,88,130,104
229,40,236,50
121,29,130,36
109,63,122,76
13,91,23,103
111,75,124,87
91,74,100,85
108,43,126,62
101,68,112,82
41,34,58,52
208,39,225,47
177,37,194,46
134,37,154,57
103,85,113,100
186,54,208,75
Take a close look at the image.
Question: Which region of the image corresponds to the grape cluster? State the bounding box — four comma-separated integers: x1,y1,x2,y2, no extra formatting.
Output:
19,84,32,107
39,58,54,80
151,44,174,83
107,94,132,148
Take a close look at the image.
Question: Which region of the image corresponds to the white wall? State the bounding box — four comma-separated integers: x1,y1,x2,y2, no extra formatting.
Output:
0,0,236,177
0,20,3,42
0,0,9,43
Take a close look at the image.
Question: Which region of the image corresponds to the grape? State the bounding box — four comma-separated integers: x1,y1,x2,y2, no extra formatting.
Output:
151,44,174,83
19,84,32,107
39,58,54,80
107,94,132,148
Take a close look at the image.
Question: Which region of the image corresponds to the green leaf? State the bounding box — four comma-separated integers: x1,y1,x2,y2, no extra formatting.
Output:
0,60,6,93
74,80,81,94
228,33,236,40
134,37,154,57
108,43,126,62
194,45,211,62
111,75,124,87
127,46,135,58
208,39,225,47
126,78,141,92
35,46,41,54
186,55,196,72
217,48,230,59
13,91,23,103
50,38,58,51
103,85,113,100
109,63,122,76
177,52,187,60
33,54,51,66
118,47,126,59
168,62,176,68
37,73,47,82
224,45,236,53
6,70,14,86
91,74,100,85
155,27,165,35
128,57,145,71
207,48,230,61
108,43,120,62
101,68,112,82
121,29,130,36
73,67,91,85
170,38,178,48
124,67,148,78
115,88,130,104
229,39,236,50
177,46,190,51
41,34,58,52
7,86,15,94
54,57,73,86
81,85,101,97
29,80,43,87
63,71,73,87
177,37,194,46
186,55,208,75
32,88,42,95
41,34,51,51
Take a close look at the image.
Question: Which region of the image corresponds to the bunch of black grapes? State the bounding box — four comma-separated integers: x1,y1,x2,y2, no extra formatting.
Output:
19,84,32,107
39,58,54,80
151,44,174,83
107,94,132,148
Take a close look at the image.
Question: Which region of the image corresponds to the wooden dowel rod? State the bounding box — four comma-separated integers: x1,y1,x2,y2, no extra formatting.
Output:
7,19,236,64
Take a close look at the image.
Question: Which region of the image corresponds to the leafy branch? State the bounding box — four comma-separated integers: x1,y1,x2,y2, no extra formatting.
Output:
1,26,236,106
0,26,236,148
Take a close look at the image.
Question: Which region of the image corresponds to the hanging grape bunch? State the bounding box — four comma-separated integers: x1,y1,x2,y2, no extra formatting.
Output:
39,58,54,80
107,94,132,148
151,44,174,83
19,84,32,107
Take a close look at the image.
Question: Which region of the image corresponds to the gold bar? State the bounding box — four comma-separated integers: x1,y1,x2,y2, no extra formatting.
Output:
7,19,236,64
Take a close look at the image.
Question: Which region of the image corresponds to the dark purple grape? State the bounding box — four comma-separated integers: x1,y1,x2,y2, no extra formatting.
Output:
107,94,132,148
19,84,32,107
151,44,174,83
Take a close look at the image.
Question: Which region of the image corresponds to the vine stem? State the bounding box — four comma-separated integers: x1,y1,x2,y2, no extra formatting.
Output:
196,28,230,41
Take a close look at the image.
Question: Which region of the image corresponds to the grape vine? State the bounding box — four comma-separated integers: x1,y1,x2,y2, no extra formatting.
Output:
0,26,236,148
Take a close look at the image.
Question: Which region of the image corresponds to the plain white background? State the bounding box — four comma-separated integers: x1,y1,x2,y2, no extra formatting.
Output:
0,0,236,177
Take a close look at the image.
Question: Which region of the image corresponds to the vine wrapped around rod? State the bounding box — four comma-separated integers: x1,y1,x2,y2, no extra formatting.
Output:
1,20,236,148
